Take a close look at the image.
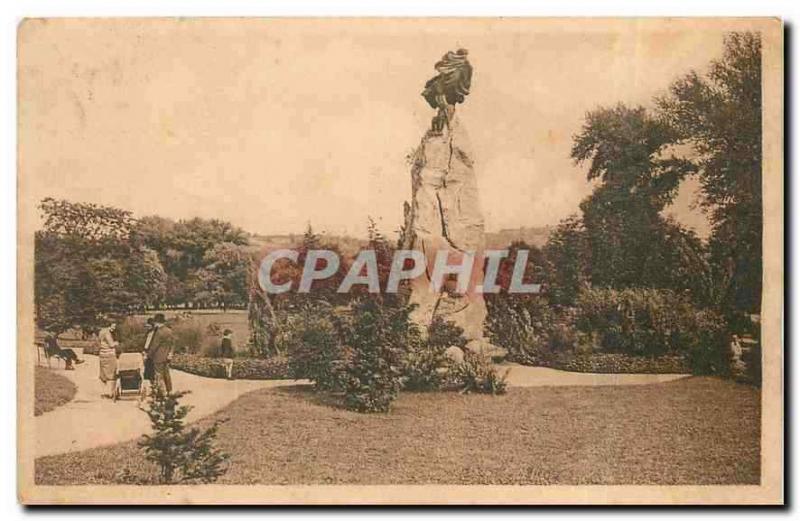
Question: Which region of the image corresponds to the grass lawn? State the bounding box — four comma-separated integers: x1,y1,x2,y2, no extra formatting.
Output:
35,377,759,485
34,367,77,416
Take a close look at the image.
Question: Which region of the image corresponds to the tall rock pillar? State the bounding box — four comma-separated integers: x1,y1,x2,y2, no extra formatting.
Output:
402,48,505,358
403,115,503,357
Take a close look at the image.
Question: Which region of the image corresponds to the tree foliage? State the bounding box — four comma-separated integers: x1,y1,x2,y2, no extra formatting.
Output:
34,198,167,334
570,104,703,295
658,31,762,314
136,215,250,308
542,216,590,307
189,242,251,309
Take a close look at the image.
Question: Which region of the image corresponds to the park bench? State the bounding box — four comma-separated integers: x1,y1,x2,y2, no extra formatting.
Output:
35,340,69,369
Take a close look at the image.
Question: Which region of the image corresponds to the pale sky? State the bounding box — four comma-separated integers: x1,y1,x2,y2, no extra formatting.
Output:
19,18,757,238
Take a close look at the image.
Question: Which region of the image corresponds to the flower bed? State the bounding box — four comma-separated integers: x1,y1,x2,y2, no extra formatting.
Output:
171,353,291,380
537,352,690,374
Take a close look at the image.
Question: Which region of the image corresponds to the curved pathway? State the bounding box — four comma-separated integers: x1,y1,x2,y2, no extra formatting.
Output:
34,350,308,458
498,362,689,387
34,353,689,458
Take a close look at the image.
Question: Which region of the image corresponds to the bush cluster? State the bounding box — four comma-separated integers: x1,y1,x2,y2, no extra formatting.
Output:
486,287,733,377
283,303,346,391
336,299,415,412
116,317,148,353
486,296,578,365
281,298,420,412
447,352,509,395
576,287,694,356
485,297,550,364
575,288,731,375
279,297,507,412
684,309,733,377
739,340,762,387
402,316,463,392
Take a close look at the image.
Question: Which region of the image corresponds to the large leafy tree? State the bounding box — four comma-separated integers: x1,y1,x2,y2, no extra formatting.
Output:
137,215,250,307
34,198,167,334
189,242,251,310
570,104,705,298
658,31,762,315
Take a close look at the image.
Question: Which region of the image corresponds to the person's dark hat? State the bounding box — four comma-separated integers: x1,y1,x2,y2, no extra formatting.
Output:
223,329,233,335
153,313,167,324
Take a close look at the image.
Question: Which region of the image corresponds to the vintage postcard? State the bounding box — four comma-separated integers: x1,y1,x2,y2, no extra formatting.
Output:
17,18,783,505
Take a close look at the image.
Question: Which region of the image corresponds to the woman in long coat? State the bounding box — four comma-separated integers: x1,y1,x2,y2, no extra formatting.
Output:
97,322,119,398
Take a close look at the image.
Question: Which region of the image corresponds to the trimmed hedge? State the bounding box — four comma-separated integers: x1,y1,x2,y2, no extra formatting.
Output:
171,353,291,380
537,352,690,374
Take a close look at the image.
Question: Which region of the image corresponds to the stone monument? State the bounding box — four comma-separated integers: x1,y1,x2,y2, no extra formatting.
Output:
402,49,505,359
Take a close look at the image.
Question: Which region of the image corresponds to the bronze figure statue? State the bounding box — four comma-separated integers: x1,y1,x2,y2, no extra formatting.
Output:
421,48,472,133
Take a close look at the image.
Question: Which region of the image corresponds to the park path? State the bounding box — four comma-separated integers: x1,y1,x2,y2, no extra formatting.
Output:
34,350,308,458
498,362,689,387
35,353,689,458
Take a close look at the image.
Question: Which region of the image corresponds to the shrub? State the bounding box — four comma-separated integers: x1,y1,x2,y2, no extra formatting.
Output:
284,303,345,391
116,317,148,353
427,316,467,350
171,353,290,380
337,298,412,413
402,317,461,392
198,337,222,358
740,340,762,386
139,388,228,484
547,316,579,352
485,297,558,364
447,352,509,395
170,319,208,354
577,287,702,356
574,288,733,375
687,310,732,376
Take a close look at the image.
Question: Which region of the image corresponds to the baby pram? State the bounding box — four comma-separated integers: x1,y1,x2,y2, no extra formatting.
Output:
114,352,146,402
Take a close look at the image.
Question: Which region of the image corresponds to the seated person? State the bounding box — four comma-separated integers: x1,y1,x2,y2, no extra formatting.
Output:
44,332,84,370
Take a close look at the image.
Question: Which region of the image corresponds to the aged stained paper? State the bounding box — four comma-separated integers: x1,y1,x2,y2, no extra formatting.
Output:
18,18,783,504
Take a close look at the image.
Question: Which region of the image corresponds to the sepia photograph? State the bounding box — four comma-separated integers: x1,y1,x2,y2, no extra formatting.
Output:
15,17,783,505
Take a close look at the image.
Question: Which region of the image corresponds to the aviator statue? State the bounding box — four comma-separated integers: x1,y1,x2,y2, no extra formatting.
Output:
421,48,472,133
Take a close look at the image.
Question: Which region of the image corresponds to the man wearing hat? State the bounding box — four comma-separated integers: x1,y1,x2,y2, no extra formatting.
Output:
145,313,175,394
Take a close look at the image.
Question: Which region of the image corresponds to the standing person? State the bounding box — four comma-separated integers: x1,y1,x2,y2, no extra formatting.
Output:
220,329,235,380
97,321,119,398
146,313,174,394
141,318,155,400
